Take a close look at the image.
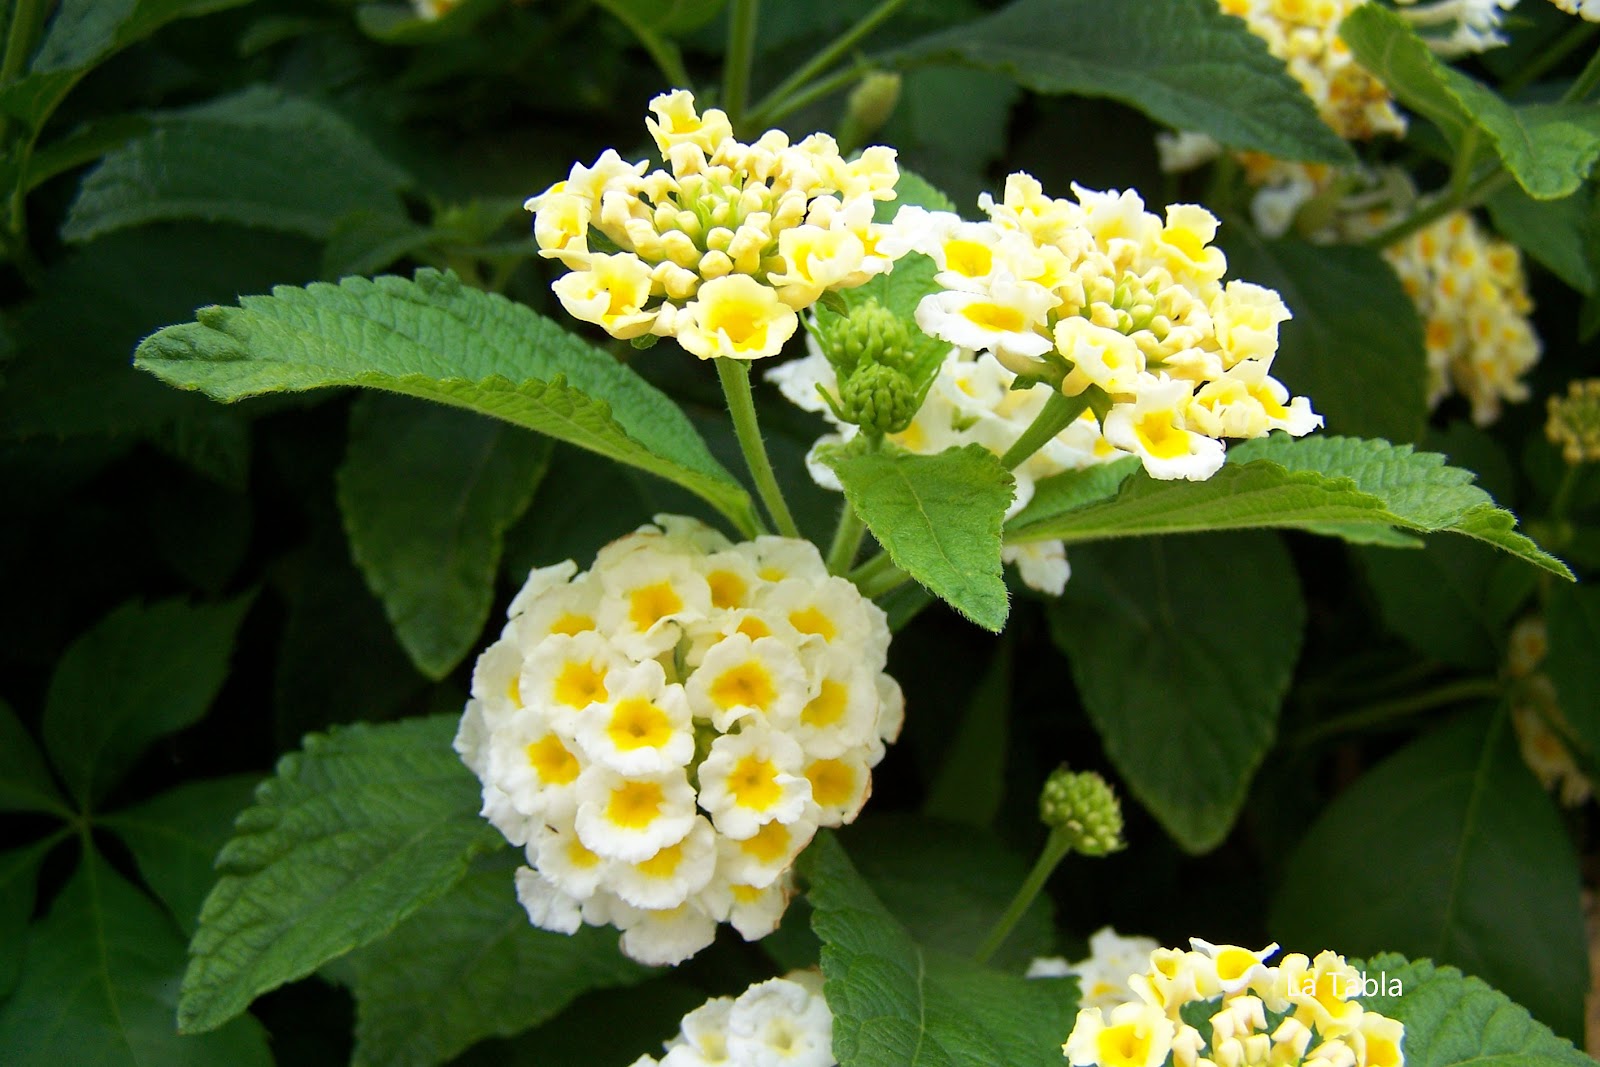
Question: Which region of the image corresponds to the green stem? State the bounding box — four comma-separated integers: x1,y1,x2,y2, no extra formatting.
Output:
746,0,909,130
1449,127,1480,204
1291,677,1501,747
1000,390,1092,471
751,63,872,128
594,0,692,89
1502,21,1598,95
1362,169,1512,251
722,0,760,129
1563,41,1600,104
826,500,868,575
717,357,799,538
1551,464,1581,523
858,559,912,599
973,826,1074,966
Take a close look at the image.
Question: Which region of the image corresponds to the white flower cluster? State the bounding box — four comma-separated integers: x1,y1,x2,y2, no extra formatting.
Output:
628,971,834,1067
455,517,903,966
526,90,902,360
1063,939,1405,1067
769,337,1117,595
894,174,1322,482
1028,927,1162,1010
1393,0,1519,57
1549,0,1600,20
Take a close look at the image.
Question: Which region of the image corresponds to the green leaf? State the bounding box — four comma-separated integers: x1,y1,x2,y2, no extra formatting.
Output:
62,86,410,243
1220,233,1428,442
1048,531,1304,852
133,269,757,534
593,0,725,34
879,169,960,220
1357,539,1536,670
896,0,1353,165
1342,6,1600,200
1272,712,1586,1043
338,864,649,1067
0,838,59,999
1353,953,1595,1067
0,849,271,1067
821,442,1013,631
803,832,1077,1067
922,642,1011,830
101,776,261,936
338,394,552,680
178,715,504,1034
1007,434,1571,579
0,698,65,816
1544,583,1600,762
42,597,251,807
1487,183,1599,296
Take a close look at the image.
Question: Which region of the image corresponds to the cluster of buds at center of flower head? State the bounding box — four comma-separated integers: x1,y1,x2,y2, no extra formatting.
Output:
455,516,903,966
1064,940,1405,1067
526,90,904,360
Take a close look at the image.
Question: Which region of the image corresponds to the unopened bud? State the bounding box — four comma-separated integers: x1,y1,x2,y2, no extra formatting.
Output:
1039,767,1124,857
1547,379,1600,464
839,361,919,434
841,72,902,143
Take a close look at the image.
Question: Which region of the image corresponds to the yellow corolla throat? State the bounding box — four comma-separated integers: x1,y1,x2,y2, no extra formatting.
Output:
942,238,993,278
1096,1022,1159,1067
628,581,684,631
788,606,837,641
554,660,609,709
961,301,1028,333
802,679,849,728
727,755,784,810
740,820,794,863
526,734,581,786
1134,411,1191,460
706,569,747,610
806,759,856,808
605,697,675,751
605,780,665,830
710,661,777,712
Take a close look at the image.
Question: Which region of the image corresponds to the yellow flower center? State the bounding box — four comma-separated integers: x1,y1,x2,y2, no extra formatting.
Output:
740,820,792,863
710,661,776,712
1135,412,1190,460
636,842,684,878
728,755,783,810
606,697,674,751
526,735,581,785
565,837,601,868
736,616,772,640
943,238,993,278
549,612,595,636
802,680,849,728
1096,1023,1153,1067
629,581,684,631
788,606,837,641
554,661,609,709
961,302,1027,333
806,759,856,808
706,569,747,609
1215,947,1257,982
606,780,665,829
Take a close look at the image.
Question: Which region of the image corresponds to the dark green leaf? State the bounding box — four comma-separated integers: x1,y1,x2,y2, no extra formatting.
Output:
1272,713,1586,1042
896,0,1353,164
1487,183,1599,295
0,699,65,816
922,642,1010,829
178,715,504,1034
338,394,552,680
1545,583,1600,762
0,849,271,1067
338,865,649,1067
101,776,261,935
1357,538,1536,669
42,596,251,807
134,269,757,534
821,441,1013,631
0,838,59,999
1048,531,1303,851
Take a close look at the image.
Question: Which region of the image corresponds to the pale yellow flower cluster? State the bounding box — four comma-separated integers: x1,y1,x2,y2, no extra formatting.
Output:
526,90,902,360
901,174,1321,481
1507,616,1592,807
455,516,902,966
1218,0,1405,140
628,971,834,1067
1546,379,1600,464
1063,940,1404,1067
1028,927,1162,1010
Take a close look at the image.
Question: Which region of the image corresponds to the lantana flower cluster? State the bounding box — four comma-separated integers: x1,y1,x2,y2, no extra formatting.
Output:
896,174,1322,482
1029,927,1162,1010
1507,616,1592,807
1547,378,1600,464
525,90,902,360
628,971,834,1067
455,517,902,966
1550,0,1600,20
1064,940,1405,1067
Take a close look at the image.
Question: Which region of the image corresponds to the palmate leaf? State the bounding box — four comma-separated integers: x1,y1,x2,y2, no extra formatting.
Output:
1007,434,1570,578
0,698,65,816
134,269,758,534
896,0,1353,165
178,716,504,1034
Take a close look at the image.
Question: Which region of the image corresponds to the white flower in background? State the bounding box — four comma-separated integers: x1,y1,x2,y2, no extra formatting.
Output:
1028,926,1162,1010
1549,0,1600,18
630,971,835,1067
1393,0,1519,56
457,517,901,966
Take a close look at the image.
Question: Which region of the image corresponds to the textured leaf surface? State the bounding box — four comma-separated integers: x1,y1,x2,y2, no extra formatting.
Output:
1545,583,1600,762
178,715,504,1033
0,850,271,1067
1488,184,1599,296
103,776,261,935
1008,434,1569,577
340,865,649,1067
0,699,64,815
1221,233,1427,441
1343,6,1600,199
897,0,1352,164
1048,532,1304,852
1273,714,1586,1042
338,394,552,679
42,597,250,807
63,86,411,242
822,442,1013,630
1355,953,1595,1067
804,833,1077,1067
134,269,755,531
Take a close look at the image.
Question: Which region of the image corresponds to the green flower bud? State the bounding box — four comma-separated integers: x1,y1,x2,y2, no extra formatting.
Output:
841,72,903,142
812,298,929,434
1039,767,1125,857
821,298,916,374
839,361,919,434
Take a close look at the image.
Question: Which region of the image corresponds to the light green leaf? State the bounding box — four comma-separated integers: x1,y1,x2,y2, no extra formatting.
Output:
1544,583,1600,763
1007,434,1571,579
338,394,552,680
178,715,504,1034
338,864,649,1067
1272,713,1586,1042
803,832,1077,1067
42,597,251,807
134,269,757,534
101,776,261,935
0,849,271,1067
0,838,59,999
0,698,65,816
1357,539,1536,670
1048,531,1304,852
1487,183,1599,295
62,86,410,243
923,642,1011,830
896,0,1353,164
820,441,1013,631
1354,953,1595,1067
1220,233,1427,442
1342,6,1600,200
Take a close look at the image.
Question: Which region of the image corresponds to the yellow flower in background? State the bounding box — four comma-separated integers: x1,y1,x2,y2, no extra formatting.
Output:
1547,379,1600,464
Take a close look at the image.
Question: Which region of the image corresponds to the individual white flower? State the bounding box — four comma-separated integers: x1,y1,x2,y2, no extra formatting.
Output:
514,866,582,935
572,663,695,775
685,633,809,731
574,764,699,862
643,973,834,1067
611,816,720,909
1102,375,1226,481
696,726,812,839
618,900,720,967
1002,541,1071,596
1065,1001,1178,1067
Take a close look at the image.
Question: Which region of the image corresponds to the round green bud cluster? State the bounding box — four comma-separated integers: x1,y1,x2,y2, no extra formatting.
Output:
817,298,926,435
839,361,920,433
1547,379,1600,465
1039,767,1125,857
